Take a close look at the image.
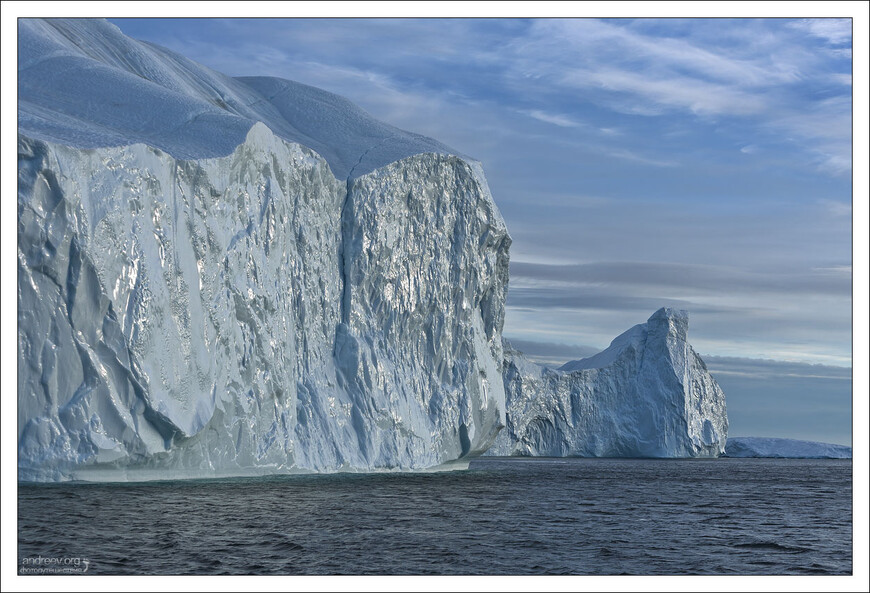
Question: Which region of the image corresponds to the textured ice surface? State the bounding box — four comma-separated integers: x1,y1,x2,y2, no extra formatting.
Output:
725,437,851,459
17,126,509,481
18,18,458,179
487,309,728,458
17,18,510,481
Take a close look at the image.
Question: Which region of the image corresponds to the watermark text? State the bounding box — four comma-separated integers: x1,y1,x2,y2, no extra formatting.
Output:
19,555,90,575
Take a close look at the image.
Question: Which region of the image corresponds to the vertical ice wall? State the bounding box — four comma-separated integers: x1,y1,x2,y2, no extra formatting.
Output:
336,156,510,466
18,124,511,481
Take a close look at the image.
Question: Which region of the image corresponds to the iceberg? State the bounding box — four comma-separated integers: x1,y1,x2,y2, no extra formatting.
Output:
487,308,728,458
724,437,851,459
17,19,729,481
18,19,510,481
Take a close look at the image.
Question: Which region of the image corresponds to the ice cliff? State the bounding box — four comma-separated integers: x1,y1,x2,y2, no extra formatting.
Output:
488,308,728,458
18,19,509,481
724,437,851,459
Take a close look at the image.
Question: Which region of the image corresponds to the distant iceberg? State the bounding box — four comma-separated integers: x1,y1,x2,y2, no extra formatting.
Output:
724,437,851,459
487,308,729,458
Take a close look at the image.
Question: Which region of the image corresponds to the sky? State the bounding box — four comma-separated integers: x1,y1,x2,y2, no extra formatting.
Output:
100,14,862,445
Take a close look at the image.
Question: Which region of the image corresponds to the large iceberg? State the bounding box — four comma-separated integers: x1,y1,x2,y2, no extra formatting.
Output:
724,437,851,459
17,19,729,482
487,308,728,458
18,19,510,481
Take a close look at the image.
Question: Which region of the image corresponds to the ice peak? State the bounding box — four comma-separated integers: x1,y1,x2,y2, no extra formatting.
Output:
242,121,275,145
647,307,689,342
649,306,688,323
558,307,688,373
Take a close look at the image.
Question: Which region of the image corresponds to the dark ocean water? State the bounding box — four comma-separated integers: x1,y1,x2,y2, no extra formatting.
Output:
18,457,852,575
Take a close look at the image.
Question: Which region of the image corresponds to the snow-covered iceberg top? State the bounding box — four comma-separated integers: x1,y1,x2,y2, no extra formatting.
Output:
488,308,728,458
724,437,851,459
18,18,459,179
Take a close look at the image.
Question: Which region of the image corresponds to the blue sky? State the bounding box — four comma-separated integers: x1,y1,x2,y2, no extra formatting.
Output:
106,16,858,445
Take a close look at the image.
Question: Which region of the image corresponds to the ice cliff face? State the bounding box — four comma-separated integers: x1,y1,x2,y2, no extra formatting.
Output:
18,125,510,482
488,309,728,458
18,19,509,481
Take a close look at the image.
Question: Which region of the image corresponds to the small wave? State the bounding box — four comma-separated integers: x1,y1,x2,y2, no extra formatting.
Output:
786,563,838,575
733,541,812,553
699,514,733,523
272,540,304,552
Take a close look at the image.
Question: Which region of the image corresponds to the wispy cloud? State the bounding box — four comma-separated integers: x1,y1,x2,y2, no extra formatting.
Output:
705,355,852,379
818,199,852,218
766,95,852,176
523,109,586,128
604,147,680,167
564,68,769,116
830,72,852,86
509,261,852,297
789,18,852,46
527,19,802,87
504,18,852,175
504,338,601,368
506,285,710,315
